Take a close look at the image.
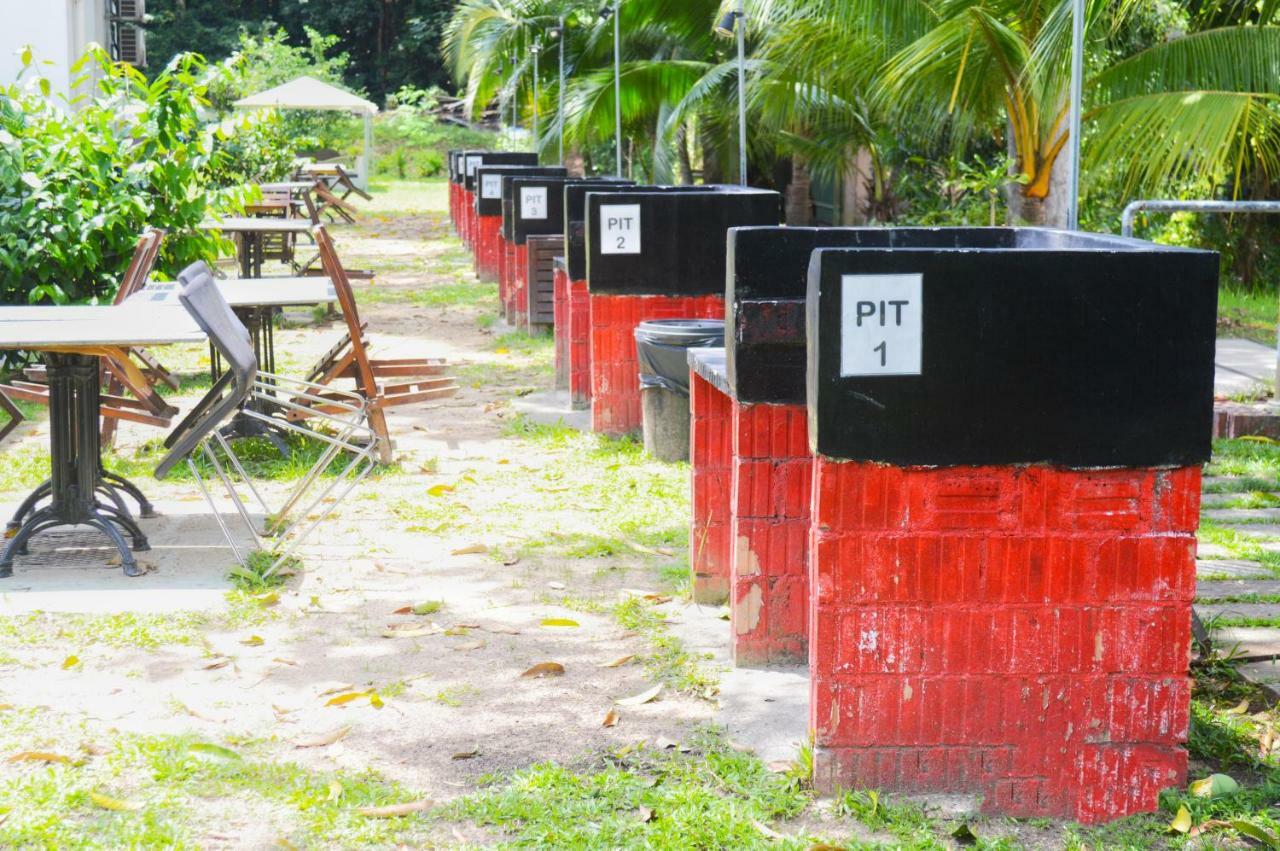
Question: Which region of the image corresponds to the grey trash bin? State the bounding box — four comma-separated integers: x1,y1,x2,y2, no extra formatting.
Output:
635,319,724,462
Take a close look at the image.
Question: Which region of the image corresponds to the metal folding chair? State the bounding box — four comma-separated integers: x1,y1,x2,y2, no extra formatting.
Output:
155,272,380,579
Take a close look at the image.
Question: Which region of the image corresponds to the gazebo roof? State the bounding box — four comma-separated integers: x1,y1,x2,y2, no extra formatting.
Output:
233,76,378,115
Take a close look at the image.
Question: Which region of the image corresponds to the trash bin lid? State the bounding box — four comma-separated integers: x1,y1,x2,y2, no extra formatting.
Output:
635,319,725,346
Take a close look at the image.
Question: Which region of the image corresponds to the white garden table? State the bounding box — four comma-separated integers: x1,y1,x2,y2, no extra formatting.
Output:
0,305,204,578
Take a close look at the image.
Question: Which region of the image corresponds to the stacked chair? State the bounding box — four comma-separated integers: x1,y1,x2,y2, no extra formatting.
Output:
155,267,379,579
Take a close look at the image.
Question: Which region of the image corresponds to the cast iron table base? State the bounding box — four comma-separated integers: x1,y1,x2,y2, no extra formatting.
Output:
0,354,151,578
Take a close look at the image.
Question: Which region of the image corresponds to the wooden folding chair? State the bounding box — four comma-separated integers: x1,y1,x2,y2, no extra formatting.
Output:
293,225,458,462
6,229,178,446
333,165,372,202
0,388,23,444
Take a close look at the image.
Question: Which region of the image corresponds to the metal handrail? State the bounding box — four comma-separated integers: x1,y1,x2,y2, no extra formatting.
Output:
1121,199,1280,238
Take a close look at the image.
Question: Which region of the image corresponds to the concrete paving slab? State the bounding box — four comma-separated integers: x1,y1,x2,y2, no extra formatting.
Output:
1216,337,1275,386
1197,559,1273,578
1195,603,1280,622
1204,508,1280,523
1210,626,1280,658
1222,524,1280,539
1197,579,1280,599
510,389,591,432
663,599,809,768
0,499,252,614
1195,544,1231,559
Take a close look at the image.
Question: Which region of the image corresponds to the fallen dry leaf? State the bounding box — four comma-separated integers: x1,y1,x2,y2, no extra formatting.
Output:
381,623,440,639
451,748,479,760
317,683,356,697
61,655,80,670
598,655,635,669
752,820,783,840
521,662,565,678
392,606,413,615
547,581,566,590
451,543,488,556
7,751,74,765
638,806,654,823
90,791,141,812
239,635,265,647
202,658,231,671
616,685,663,707
326,691,370,707
356,799,433,818
452,640,486,652
540,618,579,628
603,709,620,728
272,658,297,667
295,726,352,748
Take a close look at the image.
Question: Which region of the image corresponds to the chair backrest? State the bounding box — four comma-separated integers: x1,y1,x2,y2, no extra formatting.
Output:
301,183,322,224
115,228,166,304
154,273,257,479
313,225,379,397
177,261,213,285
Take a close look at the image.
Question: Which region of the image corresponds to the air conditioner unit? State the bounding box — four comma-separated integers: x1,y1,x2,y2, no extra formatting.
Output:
110,0,146,22
113,23,146,68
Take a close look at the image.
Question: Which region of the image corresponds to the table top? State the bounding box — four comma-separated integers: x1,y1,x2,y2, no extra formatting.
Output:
299,163,342,174
259,181,317,192
133,278,337,308
200,217,315,234
0,304,205,349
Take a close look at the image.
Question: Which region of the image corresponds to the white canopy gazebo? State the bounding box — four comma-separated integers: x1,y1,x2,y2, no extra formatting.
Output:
234,76,378,190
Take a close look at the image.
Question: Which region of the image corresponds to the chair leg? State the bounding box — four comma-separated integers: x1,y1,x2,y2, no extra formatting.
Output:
368,407,393,465
0,390,23,444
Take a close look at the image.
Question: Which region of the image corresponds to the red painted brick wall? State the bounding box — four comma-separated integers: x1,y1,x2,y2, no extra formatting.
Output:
730,401,811,667
569,279,592,409
690,374,733,604
475,215,501,283
553,266,571,391
808,461,1198,822
501,238,517,324
449,183,458,233
462,190,475,248
589,293,724,436
512,244,530,330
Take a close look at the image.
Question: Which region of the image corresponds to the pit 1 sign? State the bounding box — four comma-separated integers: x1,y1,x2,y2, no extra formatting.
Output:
600,204,641,254
481,174,502,199
840,273,923,376
521,187,548,220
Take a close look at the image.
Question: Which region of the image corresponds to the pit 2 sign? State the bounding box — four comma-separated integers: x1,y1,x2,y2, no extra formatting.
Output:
840,273,922,376
600,204,641,254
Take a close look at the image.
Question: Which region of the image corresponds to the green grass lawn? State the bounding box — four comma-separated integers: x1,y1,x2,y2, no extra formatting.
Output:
364,179,448,215
1219,287,1278,345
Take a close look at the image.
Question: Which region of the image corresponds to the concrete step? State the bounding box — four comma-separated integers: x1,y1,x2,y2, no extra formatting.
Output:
1197,559,1274,579
1196,579,1280,599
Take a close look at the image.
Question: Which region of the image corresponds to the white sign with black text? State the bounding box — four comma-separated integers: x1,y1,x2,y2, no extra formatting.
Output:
840,273,923,376
599,204,641,255
521,187,548,220
466,155,482,177
481,174,502,199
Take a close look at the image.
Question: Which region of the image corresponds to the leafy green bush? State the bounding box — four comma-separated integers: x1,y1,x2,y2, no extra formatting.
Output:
206,109,297,187
0,48,261,306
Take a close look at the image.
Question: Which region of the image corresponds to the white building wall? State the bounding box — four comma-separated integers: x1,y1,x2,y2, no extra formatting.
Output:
0,1,107,101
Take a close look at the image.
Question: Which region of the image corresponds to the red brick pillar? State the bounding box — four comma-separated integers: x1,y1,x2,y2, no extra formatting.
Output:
729,400,811,667
553,264,571,391
809,462,1198,822
449,182,457,232
503,240,519,325
569,278,592,409
476,215,501,283
589,293,724,436
513,244,530,330
462,190,475,249
690,374,733,603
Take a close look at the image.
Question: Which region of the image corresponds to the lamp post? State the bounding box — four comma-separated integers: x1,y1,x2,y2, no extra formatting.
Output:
599,3,622,177
1065,0,1084,230
551,18,565,164
714,1,748,186
532,42,541,159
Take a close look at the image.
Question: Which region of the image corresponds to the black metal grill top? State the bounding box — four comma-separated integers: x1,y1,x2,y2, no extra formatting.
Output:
804,227,1219,467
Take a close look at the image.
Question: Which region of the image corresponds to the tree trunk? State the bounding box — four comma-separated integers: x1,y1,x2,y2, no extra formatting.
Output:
700,125,723,185
676,122,694,185
786,156,813,225
565,147,585,179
